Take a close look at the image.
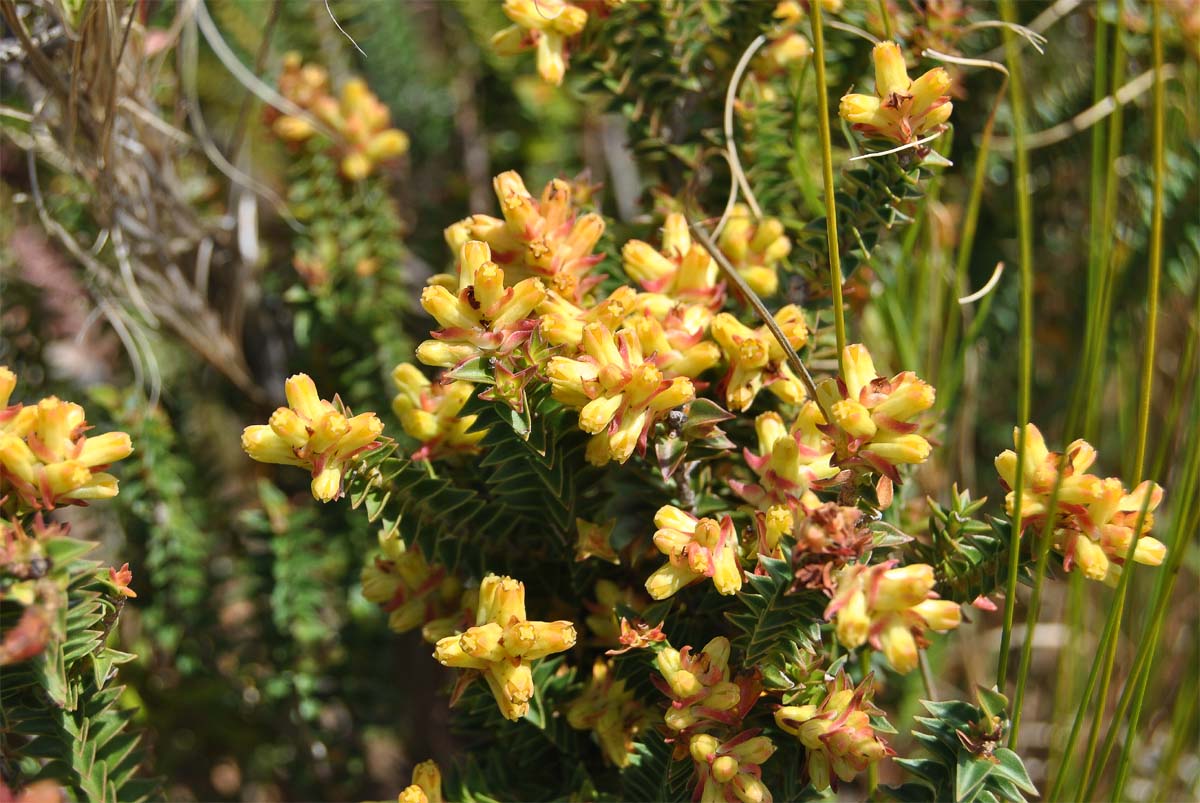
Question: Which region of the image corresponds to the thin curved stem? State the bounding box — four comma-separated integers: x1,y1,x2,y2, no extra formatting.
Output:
722,34,768,224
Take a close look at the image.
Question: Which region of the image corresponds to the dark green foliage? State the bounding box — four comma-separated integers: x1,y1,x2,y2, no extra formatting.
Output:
580,0,762,194
890,689,1037,803
445,657,593,802
1,538,153,802
348,439,500,575
619,728,692,803
912,488,1021,605
89,390,211,659
726,551,824,691
281,140,412,407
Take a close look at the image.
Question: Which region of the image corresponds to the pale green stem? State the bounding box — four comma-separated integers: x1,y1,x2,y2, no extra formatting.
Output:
1080,4,1129,441
809,0,847,372
1102,13,1171,795
995,0,1034,693
1073,0,1164,787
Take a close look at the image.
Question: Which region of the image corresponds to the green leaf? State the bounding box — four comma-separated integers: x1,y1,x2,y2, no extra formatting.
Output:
955,751,995,803
991,748,1038,795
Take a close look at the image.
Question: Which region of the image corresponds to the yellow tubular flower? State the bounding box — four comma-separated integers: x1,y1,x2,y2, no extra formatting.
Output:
825,561,960,674
775,672,891,792
689,731,776,803
547,323,695,465
816,344,936,480
645,506,742,600
417,240,546,371
492,0,589,85
242,374,383,502
730,404,839,513
838,41,953,147
361,532,460,634
716,205,792,298
0,369,133,511
621,213,725,309
711,306,809,412
391,363,485,460
566,658,646,767
434,574,576,720
398,760,443,803
447,172,605,300
994,423,1167,585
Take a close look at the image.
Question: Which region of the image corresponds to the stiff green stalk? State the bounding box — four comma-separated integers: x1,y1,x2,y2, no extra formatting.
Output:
1009,458,1068,746
995,0,1034,693
1103,14,1172,796
809,0,847,372
1074,0,1165,788
1064,10,1110,438
1093,435,1199,801
1046,577,1123,801
1112,452,1199,801
1080,3,1129,440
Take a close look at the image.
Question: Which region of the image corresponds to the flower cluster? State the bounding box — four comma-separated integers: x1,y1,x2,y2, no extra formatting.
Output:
995,424,1167,584
644,505,742,600
711,306,809,412
241,373,383,502
433,574,576,720
361,532,460,635
839,41,953,147
816,344,936,479
269,53,409,180
491,0,589,85
716,205,792,298
391,363,485,461
0,367,133,511
825,561,961,674
621,213,724,309
653,636,757,734
547,323,695,465
731,405,839,513
775,672,892,791
566,658,646,766
417,240,547,372
688,731,776,803
445,171,605,300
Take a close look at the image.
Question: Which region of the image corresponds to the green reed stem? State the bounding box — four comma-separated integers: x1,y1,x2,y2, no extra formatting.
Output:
1046,577,1123,801
1065,10,1109,438
1093,437,1199,801
1111,444,1198,800
995,0,1034,693
1080,3,1129,441
1047,11,1130,795
1074,0,1165,790
1010,455,1068,747
809,0,847,372
1103,13,1171,796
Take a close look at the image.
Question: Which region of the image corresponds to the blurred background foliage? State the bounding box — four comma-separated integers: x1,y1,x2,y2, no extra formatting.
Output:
0,0,1197,800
